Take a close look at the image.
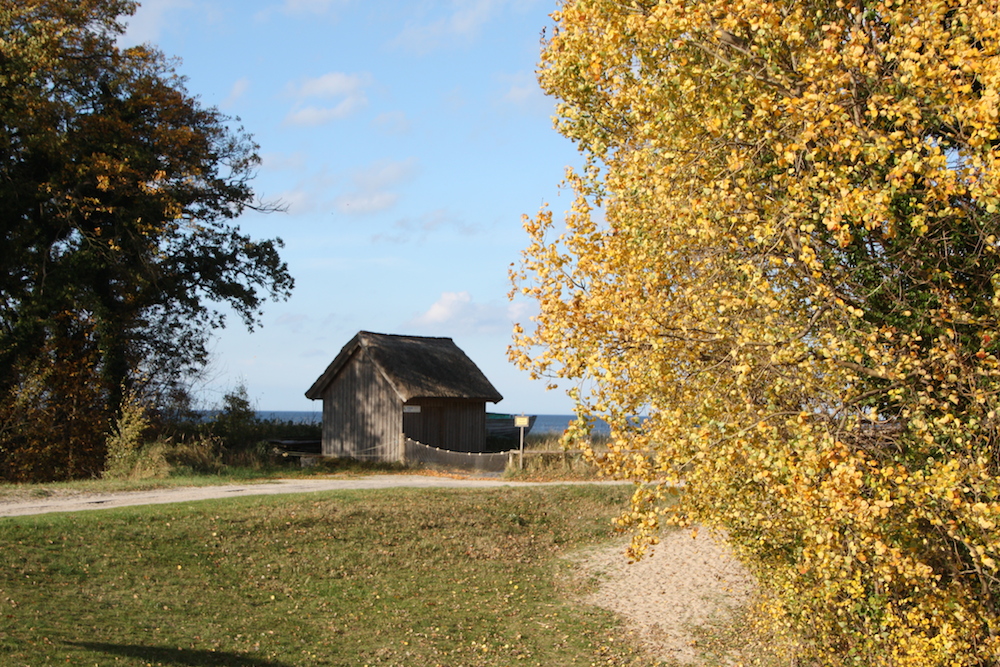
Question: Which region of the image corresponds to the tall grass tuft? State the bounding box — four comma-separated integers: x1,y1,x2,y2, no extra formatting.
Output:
503,432,611,480
103,391,150,480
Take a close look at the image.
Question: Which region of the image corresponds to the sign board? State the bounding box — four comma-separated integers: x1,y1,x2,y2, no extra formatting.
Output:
403,405,421,414
514,415,530,428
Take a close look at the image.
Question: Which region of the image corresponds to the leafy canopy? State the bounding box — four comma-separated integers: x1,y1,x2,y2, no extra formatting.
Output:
512,1,1000,664
0,0,292,479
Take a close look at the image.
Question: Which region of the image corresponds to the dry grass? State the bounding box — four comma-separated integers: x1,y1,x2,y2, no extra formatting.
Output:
500,433,608,481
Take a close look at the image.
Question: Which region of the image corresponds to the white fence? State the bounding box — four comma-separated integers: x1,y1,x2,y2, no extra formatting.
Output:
402,438,513,473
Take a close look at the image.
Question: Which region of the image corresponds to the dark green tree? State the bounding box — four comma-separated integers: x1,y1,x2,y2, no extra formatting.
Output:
0,0,293,478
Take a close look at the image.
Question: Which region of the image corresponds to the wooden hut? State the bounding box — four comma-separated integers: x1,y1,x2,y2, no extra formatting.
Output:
304,331,503,461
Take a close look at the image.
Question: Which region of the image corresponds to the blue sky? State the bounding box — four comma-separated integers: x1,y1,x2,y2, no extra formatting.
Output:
122,0,580,414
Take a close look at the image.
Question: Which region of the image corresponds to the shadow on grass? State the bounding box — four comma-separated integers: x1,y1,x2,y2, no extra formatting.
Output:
66,641,296,667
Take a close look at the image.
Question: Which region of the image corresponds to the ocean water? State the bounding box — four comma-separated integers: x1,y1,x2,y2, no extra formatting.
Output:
256,411,323,423
253,411,610,435
531,414,611,435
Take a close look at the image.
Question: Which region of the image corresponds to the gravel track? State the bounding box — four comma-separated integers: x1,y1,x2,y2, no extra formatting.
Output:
0,475,623,517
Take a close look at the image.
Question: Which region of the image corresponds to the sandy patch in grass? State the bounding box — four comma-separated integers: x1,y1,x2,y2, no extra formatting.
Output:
578,528,755,665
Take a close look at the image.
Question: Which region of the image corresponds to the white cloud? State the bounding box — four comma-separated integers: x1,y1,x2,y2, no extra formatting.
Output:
120,0,193,46
417,292,474,326
283,72,370,127
406,291,523,335
284,102,363,126
292,72,365,98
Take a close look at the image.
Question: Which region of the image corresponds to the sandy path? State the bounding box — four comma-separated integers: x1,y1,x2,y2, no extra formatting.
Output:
578,530,755,664
0,475,755,664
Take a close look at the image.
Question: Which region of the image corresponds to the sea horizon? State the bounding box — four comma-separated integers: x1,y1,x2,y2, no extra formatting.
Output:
247,411,609,435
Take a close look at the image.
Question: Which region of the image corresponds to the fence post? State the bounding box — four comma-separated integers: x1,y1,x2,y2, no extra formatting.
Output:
519,433,524,470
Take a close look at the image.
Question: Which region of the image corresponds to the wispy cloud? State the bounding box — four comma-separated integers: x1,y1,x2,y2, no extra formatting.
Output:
334,192,400,215
120,0,193,46
256,0,348,21
498,71,552,115
221,77,251,109
372,111,412,136
284,72,370,127
372,209,479,243
267,169,340,216
285,104,362,126
406,291,526,335
392,0,500,53
304,256,403,272
292,72,366,98
274,313,309,334
260,151,308,171
271,188,325,216
334,158,419,216
352,158,418,191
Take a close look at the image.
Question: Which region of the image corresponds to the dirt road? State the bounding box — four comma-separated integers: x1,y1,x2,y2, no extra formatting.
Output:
0,475,624,517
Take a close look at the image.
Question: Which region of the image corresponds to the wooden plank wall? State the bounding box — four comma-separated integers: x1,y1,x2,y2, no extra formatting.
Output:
402,399,487,452
322,348,402,461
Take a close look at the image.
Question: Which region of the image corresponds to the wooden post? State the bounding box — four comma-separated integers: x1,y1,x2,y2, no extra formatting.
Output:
514,415,530,470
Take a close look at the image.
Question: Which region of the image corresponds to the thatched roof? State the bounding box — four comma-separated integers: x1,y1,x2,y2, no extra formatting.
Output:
305,331,503,403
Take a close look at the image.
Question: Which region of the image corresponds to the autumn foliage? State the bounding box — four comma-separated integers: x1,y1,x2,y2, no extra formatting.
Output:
0,0,291,480
0,313,108,482
512,1,1000,664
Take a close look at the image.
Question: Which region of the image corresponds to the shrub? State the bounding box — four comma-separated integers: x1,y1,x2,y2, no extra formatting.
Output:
157,437,225,476
512,2,1000,665
103,391,150,480
0,315,109,482
211,384,260,452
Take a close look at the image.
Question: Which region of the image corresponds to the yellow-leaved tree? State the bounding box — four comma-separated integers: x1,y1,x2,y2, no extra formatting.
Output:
511,1,1000,664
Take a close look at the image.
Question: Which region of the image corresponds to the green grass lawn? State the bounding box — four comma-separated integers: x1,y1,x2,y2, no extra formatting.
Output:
0,485,662,666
